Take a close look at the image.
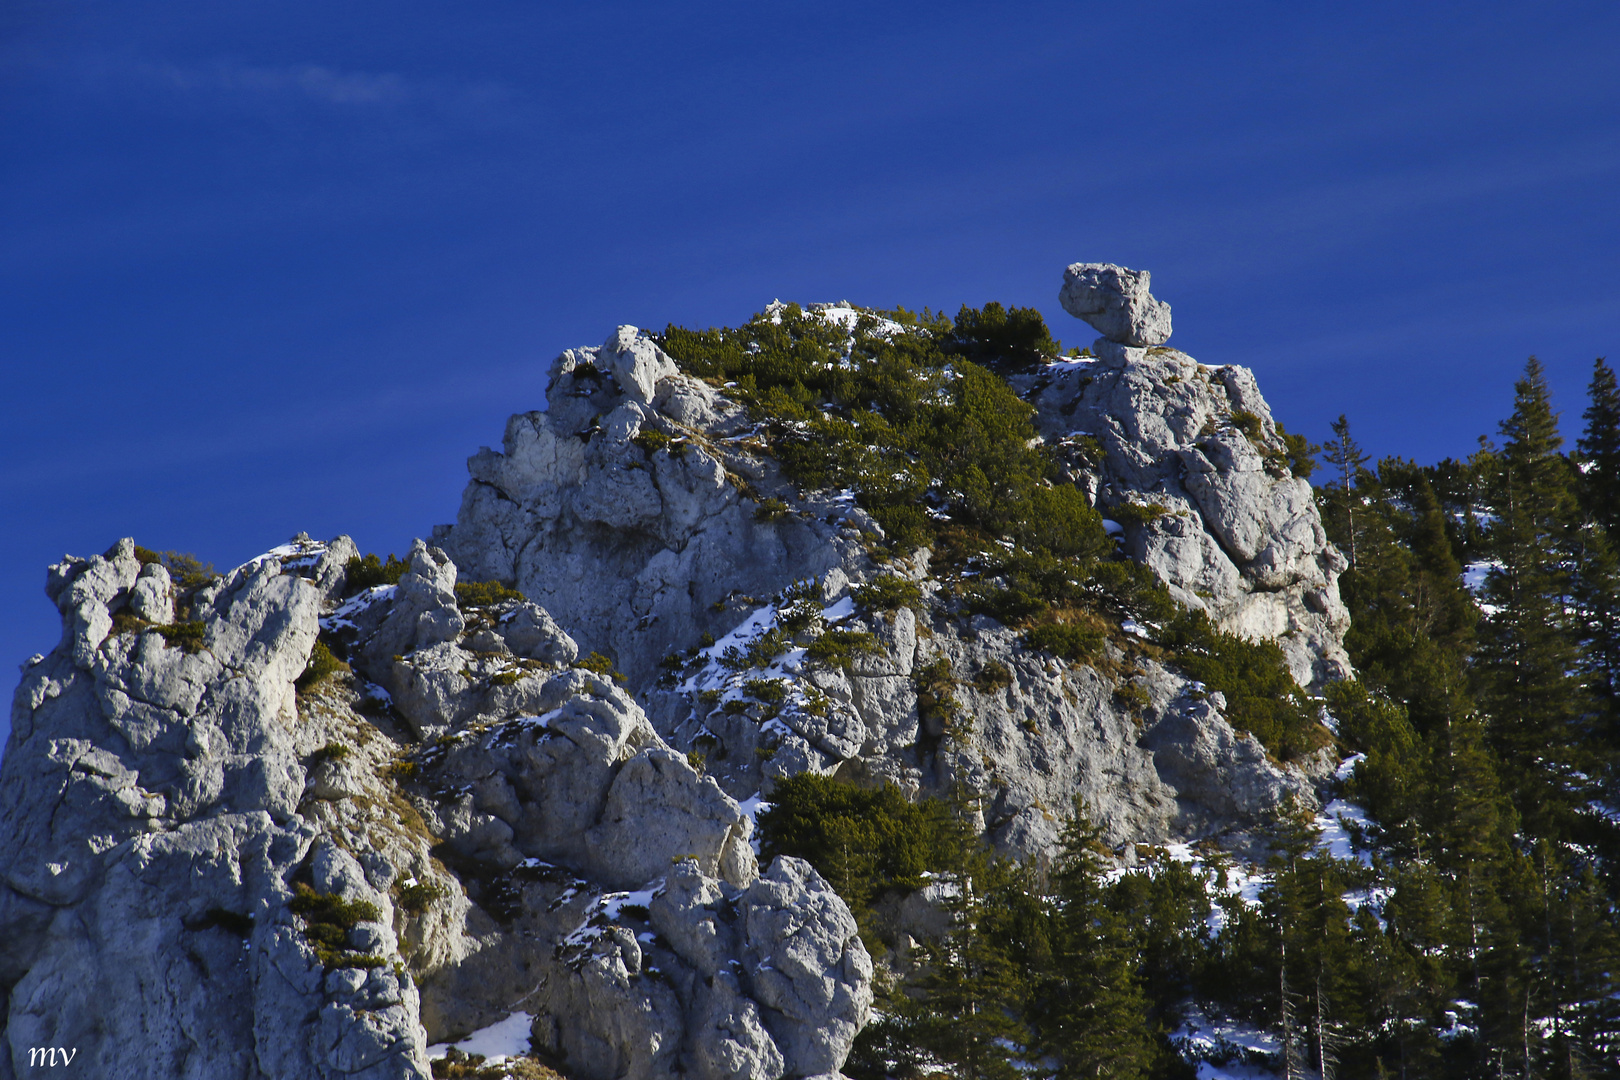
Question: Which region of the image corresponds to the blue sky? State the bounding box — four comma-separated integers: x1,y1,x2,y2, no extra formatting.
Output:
4,2,1619,742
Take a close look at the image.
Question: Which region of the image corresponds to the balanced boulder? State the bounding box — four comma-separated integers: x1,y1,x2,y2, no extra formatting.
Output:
1059,262,1173,347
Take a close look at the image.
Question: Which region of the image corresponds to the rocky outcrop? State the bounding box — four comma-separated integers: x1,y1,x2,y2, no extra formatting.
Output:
436,291,1342,860
1,536,432,1080
2,262,1351,1078
1,536,871,1079
438,326,871,693
1012,340,1352,690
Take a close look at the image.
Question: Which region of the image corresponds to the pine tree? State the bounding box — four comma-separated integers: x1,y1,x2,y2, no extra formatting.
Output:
911,883,1026,1080
1037,802,1156,1080
1573,359,1620,821
1322,414,1371,572
1576,357,1620,535
906,796,1025,1080
1477,357,1592,835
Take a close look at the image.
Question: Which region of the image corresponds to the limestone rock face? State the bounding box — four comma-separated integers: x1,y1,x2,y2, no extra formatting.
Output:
438,326,870,691
2,534,871,1080
1011,334,1352,690
2,536,431,1080
3,268,1351,1078
439,305,1341,864
1059,262,1173,347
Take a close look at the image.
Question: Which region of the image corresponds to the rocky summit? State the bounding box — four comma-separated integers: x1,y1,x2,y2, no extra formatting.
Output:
1,264,1350,1079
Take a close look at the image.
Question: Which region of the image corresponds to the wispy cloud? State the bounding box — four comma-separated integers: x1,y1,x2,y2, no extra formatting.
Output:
157,60,412,107
64,53,519,124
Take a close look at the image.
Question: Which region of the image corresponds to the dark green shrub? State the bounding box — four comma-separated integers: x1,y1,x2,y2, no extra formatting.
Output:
111,610,206,652
775,599,823,637
311,742,350,765
758,774,973,918
1274,421,1319,478
913,657,962,736
129,547,218,590
398,881,445,913
754,496,790,522
156,620,207,654
1109,502,1170,528
745,679,787,703
632,428,671,455
806,629,881,669
944,301,1061,374
1230,409,1264,442
658,304,1107,561
1157,609,1330,760
575,651,627,682
853,574,923,612
1114,681,1151,713
972,661,1014,692
346,553,410,593
297,640,346,692
289,882,382,967
1024,620,1104,663
455,579,524,607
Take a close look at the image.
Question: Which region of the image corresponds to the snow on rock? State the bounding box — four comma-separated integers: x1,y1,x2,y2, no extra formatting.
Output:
427,1011,535,1063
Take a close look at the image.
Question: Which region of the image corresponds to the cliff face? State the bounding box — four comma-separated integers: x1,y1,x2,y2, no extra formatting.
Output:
437,267,1348,858
1012,339,1351,692
0,264,1349,1079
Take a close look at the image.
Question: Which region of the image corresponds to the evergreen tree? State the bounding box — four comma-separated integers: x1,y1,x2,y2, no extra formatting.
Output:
1477,357,1593,834
910,877,1027,1080
1322,414,1371,572
1574,359,1620,821
1577,358,1620,535
1037,802,1156,1079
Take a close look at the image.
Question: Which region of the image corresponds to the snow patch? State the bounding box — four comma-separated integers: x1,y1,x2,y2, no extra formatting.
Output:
427,1011,535,1064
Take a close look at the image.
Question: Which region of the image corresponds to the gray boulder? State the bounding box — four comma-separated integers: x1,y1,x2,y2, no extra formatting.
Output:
1059,262,1173,347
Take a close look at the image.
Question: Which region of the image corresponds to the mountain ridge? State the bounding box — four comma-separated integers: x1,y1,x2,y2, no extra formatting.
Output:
0,264,1355,1079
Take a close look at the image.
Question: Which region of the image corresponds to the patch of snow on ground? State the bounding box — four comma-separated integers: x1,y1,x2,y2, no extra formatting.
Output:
1174,1004,1281,1079
1102,519,1124,536
1462,560,1504,615
563,882,666,948
236,537,330,576
427,1011,535,1063
822,595,856,622
1044,357,1098,373
738,793,771,854
1195,1062,1279,1080
601,885,662,920
1156,843,1266,935
809,303,907,338
321,584,395,632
